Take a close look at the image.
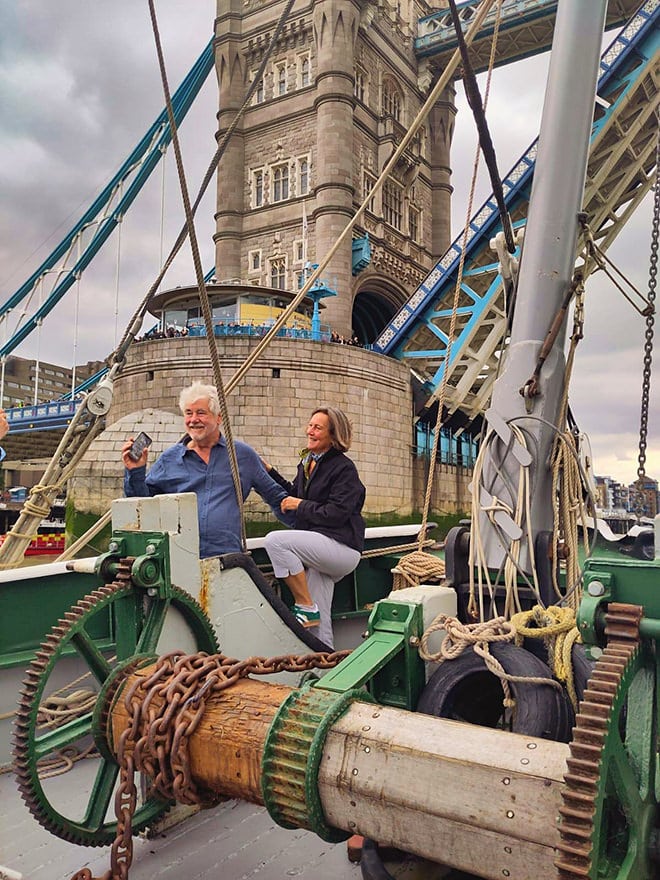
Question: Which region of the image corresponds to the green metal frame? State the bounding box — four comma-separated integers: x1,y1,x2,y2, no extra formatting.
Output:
261,684,373,842
13,528,218,845
260,597,427,839
579,556,660,649
316,598,426,710
577,555,660,877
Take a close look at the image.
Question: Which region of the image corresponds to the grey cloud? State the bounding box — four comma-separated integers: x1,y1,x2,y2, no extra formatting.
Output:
0,5,656,485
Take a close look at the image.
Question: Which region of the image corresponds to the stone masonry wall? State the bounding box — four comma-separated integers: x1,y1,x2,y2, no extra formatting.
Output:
68,337,416,520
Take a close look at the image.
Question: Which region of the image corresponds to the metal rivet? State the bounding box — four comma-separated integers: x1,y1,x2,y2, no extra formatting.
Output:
146,543,156,554
362,725,371,732
504,847,512,854
364,746,371,753
372,712,380,718
506,811,514,819
109,542,118,552
502,777,510,785
349,821,356,828
527,742,537,750
352,768,359,776
503,871,510,877
521,758,529,765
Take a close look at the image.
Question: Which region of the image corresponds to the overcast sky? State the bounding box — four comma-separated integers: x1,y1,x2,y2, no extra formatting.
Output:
0,2,657,487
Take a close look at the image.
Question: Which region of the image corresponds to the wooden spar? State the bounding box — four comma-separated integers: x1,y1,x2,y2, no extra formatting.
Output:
111,667,569,879
110,667,291,802
320,701,568,879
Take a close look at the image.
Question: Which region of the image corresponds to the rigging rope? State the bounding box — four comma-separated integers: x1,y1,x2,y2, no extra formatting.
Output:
510,605,581,710
2,0,499,565
549,274,594,609
412,0,504,563
221,0,500,397
115,0,297,364
0,412,106,568
148,0,246,548
418,613,562,707
446,0,515,254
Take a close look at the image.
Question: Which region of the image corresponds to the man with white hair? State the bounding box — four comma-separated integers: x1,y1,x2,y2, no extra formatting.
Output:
122,381,291,557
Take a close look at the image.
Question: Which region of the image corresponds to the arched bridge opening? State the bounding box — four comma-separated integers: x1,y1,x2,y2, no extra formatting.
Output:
351,282,406,347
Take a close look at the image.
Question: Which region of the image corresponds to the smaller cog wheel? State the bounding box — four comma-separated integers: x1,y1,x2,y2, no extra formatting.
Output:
13,573,218,846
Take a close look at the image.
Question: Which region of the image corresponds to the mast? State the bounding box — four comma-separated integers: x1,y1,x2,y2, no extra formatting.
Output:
478,0,608,573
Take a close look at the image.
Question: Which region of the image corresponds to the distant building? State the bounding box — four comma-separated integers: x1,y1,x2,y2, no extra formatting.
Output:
595,473,659,518
1,355,105,408
628,476,659,517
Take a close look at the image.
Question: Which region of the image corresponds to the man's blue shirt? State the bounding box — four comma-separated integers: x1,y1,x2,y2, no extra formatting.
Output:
124,436,291,557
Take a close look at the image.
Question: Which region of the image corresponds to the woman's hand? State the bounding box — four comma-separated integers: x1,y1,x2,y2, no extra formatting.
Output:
281,495,302,513
121,438,149,469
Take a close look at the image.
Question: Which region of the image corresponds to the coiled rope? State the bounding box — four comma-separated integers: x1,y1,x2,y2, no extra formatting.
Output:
391,549,445,590
418,614,561,707
510,605,581,710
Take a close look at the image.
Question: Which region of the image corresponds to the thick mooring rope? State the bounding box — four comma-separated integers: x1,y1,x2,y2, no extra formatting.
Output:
418,614,561,707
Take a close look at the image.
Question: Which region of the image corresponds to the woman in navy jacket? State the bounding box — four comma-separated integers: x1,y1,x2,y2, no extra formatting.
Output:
263,406,365,648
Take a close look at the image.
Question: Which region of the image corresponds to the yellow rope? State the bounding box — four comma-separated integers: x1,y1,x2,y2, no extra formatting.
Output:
510,605,581,710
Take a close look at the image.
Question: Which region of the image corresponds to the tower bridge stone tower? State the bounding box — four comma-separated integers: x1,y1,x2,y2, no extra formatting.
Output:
213,0,455,343
67,1,474,527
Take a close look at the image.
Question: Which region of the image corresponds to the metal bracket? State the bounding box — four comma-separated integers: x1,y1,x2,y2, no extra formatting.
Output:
315,599,426,710
96,530,172,598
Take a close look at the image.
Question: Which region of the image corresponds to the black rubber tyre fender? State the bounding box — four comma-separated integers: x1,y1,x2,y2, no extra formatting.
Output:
417,641,574,742
360,839,396,880
572,642,595,705
522,638,595,706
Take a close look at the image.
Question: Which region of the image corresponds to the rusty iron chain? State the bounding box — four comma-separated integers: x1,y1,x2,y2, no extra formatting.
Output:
634,113,659,516
73,605,350,880
124,649,351,808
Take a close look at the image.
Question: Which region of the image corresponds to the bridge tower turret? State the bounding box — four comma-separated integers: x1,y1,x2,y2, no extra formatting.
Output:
212,0,456,345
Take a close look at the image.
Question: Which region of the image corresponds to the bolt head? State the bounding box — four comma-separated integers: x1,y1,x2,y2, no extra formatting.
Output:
108,542,119,552
145,543,156,554
588,580,605,597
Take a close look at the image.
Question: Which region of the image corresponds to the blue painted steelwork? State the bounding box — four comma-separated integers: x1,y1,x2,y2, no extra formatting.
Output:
414,422,478,467
376,1,659,406
0,40,215,359
352,236,371,275
5,400,81,433
415,0,639,63
5,367,108,431
417,0,558,60
56,366,109,400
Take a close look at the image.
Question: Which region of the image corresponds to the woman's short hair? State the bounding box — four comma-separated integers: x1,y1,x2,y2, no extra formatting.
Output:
313,406,352,452
179,382,221,416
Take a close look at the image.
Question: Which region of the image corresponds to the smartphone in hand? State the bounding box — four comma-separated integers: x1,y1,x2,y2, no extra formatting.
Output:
127,431,153,461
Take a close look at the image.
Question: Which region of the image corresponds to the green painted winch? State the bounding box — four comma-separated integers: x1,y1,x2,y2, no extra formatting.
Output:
11,524,660,880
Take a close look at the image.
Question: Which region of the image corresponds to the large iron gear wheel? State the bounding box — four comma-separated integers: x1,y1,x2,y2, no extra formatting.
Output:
13,570,218,846
555,603,659,879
